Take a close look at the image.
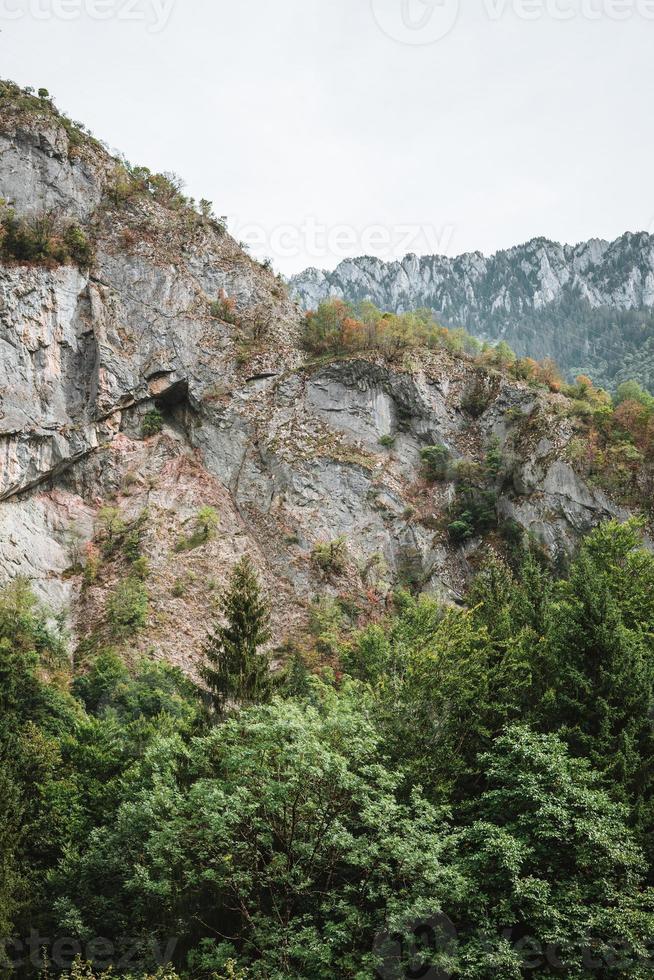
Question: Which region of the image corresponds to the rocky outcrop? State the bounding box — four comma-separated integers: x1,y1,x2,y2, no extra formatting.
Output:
0,87,640,673
0,117,110,220
289,236,654,391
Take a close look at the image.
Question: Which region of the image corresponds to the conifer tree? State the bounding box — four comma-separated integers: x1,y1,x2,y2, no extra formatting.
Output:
201,556,272,716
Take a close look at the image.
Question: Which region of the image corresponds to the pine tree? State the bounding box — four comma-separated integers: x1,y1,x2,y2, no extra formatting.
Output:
534,521,654,829
201,556,272,716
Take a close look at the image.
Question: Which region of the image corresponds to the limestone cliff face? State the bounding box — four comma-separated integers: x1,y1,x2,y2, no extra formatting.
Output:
0,90,634,673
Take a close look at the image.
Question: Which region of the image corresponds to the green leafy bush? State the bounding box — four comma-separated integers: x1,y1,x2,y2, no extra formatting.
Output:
122,529,142,562
484,436,503,477
0,208,93,268
448,488,498,542
142,409,164,437
311,537,348,575
131,556,150,581
62,223,94,266
96,506,127,557
308,597,345,657
194,505,219,540
106,577,148,638
447,516,475,541
441,445,501,543
174,506,220,552
420,443,451,480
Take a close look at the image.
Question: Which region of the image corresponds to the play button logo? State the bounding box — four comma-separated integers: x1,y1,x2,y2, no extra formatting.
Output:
371,0,461,45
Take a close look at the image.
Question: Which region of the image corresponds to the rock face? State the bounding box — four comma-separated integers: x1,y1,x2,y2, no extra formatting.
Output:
289,236,654,392
0,89,636,674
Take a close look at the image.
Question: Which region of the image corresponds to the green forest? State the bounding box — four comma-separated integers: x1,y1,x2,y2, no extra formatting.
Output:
4,521,654,979
459,296,654,395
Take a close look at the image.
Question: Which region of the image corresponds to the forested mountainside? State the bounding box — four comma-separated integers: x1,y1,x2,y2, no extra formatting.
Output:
4,81,654,979
289,236,654,392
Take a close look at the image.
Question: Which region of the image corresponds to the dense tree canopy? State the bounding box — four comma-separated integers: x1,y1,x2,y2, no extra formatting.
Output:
3,521,654,978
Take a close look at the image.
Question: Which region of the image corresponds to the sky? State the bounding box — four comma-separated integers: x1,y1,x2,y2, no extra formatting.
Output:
2,0,653,274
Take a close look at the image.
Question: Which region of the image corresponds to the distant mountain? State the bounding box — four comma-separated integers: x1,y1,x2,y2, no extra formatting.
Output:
289,234,654,391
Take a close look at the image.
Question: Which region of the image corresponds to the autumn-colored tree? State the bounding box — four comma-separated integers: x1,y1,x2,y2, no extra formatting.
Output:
512,356,539,381
535,356,563,391
614,398,651,447
340,315,364,350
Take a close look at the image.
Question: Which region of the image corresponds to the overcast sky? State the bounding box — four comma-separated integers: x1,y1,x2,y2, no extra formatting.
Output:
2,0,653,273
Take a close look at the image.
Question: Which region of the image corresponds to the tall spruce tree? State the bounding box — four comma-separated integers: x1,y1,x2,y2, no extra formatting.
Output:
201,556,272,716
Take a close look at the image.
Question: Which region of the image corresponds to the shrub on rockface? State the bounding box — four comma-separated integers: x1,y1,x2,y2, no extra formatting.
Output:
142,409,164,437
446,445,502,543
174,506,220,553
0,208,93,269
106,577,148,638
209,291,238,324
107,162,188,211
311,537,348,575
302,299,480,358
106,159,227,230
378,433,396,448
565,377,654,510
194,506,219,541
0,80,103,160
62,223,94,266
421,443,452,481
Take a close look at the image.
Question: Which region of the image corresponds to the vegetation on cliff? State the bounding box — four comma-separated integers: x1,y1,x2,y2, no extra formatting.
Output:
305,300,654,519
303,299,566,390
0,206,93,269
291,245,654,394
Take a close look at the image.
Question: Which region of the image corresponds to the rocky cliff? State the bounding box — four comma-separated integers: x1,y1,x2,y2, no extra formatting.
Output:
290,236,654,392
0,84,638,674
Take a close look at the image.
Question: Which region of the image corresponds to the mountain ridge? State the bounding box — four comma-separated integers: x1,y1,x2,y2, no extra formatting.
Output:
289,231,654,391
